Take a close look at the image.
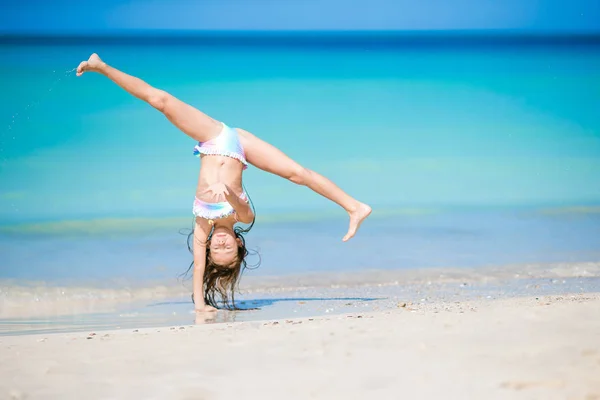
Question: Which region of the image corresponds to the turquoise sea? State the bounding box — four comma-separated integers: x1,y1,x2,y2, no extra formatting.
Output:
1,32,599,333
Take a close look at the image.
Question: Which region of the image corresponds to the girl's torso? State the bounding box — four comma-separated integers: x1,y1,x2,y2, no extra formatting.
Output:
195,155,244,201
193,122,249,221
194,122,248,200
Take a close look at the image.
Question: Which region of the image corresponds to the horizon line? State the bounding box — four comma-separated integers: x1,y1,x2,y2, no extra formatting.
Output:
2,28,600,36
2,29,599,47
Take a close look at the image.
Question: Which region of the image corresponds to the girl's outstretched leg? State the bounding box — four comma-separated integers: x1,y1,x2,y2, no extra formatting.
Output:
238,129,371,241
76,53,220,142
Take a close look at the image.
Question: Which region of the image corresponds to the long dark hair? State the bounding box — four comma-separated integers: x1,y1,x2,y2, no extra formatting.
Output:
180,186,259,310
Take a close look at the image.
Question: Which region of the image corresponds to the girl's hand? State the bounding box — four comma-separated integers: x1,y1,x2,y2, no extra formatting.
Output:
195,310,217,325
203,183,229,202
195,304,218,313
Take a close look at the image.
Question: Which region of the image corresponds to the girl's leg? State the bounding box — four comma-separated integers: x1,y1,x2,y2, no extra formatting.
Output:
76,53,220,142
238,129,371,241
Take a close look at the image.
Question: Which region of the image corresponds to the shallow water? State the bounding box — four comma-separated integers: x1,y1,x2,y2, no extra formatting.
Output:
2,210,600,282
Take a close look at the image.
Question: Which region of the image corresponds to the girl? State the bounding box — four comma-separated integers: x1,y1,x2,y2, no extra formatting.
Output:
76,54,371,313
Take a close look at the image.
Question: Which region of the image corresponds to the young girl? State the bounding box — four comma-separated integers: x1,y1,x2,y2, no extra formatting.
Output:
76,54,372,313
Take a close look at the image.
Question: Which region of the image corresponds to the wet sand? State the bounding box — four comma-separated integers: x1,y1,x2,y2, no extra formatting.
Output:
1,261,599,323
1,293,599,400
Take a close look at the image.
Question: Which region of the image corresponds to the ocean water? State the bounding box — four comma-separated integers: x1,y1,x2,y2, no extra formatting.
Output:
0,33,599,329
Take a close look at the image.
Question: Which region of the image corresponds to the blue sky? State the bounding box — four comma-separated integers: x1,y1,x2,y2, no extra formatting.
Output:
1,0,600,33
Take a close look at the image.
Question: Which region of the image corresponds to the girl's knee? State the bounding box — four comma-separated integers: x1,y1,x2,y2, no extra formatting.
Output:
289,167,311,186
148,90,170,112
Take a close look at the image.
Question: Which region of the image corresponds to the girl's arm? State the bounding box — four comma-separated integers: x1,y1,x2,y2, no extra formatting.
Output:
223,185,254,224
193,217,217,312
203,183,254,223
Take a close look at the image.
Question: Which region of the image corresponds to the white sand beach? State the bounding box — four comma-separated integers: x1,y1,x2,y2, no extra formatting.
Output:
2,293,599,400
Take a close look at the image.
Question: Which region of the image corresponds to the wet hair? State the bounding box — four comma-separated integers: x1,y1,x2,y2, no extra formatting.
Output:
180,186,259,310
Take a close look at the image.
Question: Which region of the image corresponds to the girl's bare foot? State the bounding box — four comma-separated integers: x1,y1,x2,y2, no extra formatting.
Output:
342,202,372,242
76,53,105,76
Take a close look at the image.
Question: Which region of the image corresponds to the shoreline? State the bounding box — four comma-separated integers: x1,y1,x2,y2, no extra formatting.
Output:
1,261,599,336
2,293,599,399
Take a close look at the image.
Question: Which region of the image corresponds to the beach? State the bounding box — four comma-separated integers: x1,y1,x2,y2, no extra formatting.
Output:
2,292,599,400
1,31,599,400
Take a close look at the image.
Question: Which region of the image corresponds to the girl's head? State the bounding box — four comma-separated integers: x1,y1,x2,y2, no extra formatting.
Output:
207,225,242,265
202,225,251,309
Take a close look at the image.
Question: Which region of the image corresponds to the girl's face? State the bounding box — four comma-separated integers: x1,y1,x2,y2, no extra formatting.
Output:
209,226,240,266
